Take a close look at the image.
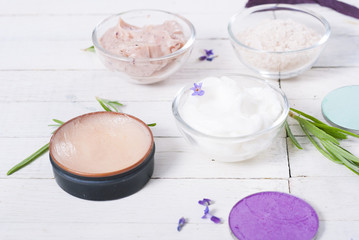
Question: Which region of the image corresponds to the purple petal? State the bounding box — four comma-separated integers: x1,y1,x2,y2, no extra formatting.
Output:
201,206,210,219
177,217,186,232
197,90,205,96
210,216,221,224
198,198,212,206
199,55,207,61
206,57,213,62
205,49,214,56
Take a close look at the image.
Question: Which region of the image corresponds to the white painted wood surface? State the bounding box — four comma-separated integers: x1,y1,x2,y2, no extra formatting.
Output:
1,0,359,239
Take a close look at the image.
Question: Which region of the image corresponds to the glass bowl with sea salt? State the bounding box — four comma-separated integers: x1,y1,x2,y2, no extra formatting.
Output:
228,4,330,79
172,75,289,162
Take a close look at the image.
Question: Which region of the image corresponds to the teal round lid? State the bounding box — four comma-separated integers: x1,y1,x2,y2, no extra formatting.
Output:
322,85,359,132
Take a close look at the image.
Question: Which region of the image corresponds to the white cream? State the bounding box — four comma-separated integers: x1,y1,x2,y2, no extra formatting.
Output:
180,76,283,137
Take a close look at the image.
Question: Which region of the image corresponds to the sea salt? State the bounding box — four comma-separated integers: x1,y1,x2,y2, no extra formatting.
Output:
236,19,321,74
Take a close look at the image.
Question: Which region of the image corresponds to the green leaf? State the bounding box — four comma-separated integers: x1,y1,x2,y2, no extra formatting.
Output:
285,121,302,149
96,97,112,112
325,145,359,175
52,119,65,124
147,123,156,127
299,121,340,164
323,140,359,163
83,45,95,52
296,117,339,145
312,122,359,139
7,143,49,176
290,108,325,124
96,97,124,112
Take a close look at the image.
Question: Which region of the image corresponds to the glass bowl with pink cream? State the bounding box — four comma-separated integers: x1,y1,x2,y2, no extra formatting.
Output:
228,4,330,79
92,9,196,84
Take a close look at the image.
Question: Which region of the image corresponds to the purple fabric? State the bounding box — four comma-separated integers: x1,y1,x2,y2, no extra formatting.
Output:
245,0,359,19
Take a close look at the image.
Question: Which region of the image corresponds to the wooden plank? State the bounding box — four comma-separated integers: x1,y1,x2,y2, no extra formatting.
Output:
2,137,289,179
0,38,358,71
0,0,246,15
0,40,251,70
1,220,359,240
0,101,177,137
0,178,288,223
290,177,359,221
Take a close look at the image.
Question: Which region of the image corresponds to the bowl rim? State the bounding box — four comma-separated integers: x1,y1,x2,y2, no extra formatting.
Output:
172,74,290,141
228,4,331,54
49,111,154,178
92,9,196,62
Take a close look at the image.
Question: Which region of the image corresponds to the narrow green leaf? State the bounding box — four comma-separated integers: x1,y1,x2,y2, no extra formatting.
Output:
312,122,359,139
285,121,302,149
324,141,359,163
96,97,112,112
108,101,124,107
296,117,339,145
83,45,95,52
147,123,156,127
107,103,119,112
290,108,325,124
325,145,359,175
316,126,347,140
299,122,340,163
53,119,65,124
321,141,345,164
7,143,50,176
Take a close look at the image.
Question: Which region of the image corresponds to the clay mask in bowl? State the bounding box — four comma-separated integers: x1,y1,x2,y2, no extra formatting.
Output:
92,9,196,84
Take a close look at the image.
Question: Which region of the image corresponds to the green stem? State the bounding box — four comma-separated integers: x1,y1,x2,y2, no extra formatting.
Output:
7,143,49,176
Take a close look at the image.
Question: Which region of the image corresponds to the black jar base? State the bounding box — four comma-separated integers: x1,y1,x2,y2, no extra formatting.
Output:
50,144,155,201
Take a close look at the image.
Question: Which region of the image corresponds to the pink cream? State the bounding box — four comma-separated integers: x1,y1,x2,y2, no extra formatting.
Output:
98,19,186,77
50,112,153,177
100,18,185,59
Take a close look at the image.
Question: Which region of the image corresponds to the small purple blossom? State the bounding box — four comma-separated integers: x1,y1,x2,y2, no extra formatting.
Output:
202,206,210,219
205,49,213,56
199,49,217,61
198,198,222,224
210,216,221,224
190,83,205,96
198,198,212,206
177,217,186,232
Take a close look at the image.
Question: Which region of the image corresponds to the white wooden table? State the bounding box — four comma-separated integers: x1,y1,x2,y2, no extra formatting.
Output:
1,0,359,239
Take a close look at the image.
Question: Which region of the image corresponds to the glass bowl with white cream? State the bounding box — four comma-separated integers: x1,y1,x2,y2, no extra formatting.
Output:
92,9,196,84
172,75,289,162
228,4,330,79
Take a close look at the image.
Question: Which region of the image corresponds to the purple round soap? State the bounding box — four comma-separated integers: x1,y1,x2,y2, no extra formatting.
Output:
229,192,319,240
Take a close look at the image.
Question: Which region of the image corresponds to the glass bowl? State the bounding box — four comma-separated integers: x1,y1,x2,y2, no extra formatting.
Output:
172,74,289,162
92,9,196,84
228,4,330,79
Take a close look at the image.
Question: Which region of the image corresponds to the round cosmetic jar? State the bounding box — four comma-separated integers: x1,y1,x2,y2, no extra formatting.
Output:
49,112,155,201
172,74,289,162
92,9,196,84
228,4,330,79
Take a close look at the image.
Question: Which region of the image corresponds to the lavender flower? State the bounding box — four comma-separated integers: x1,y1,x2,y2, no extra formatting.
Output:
210,216,221,224
190,83,205,96
177,217,186,232
202,206,210,219
198,198,212,206
199,49,217,61
198,198,222,224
